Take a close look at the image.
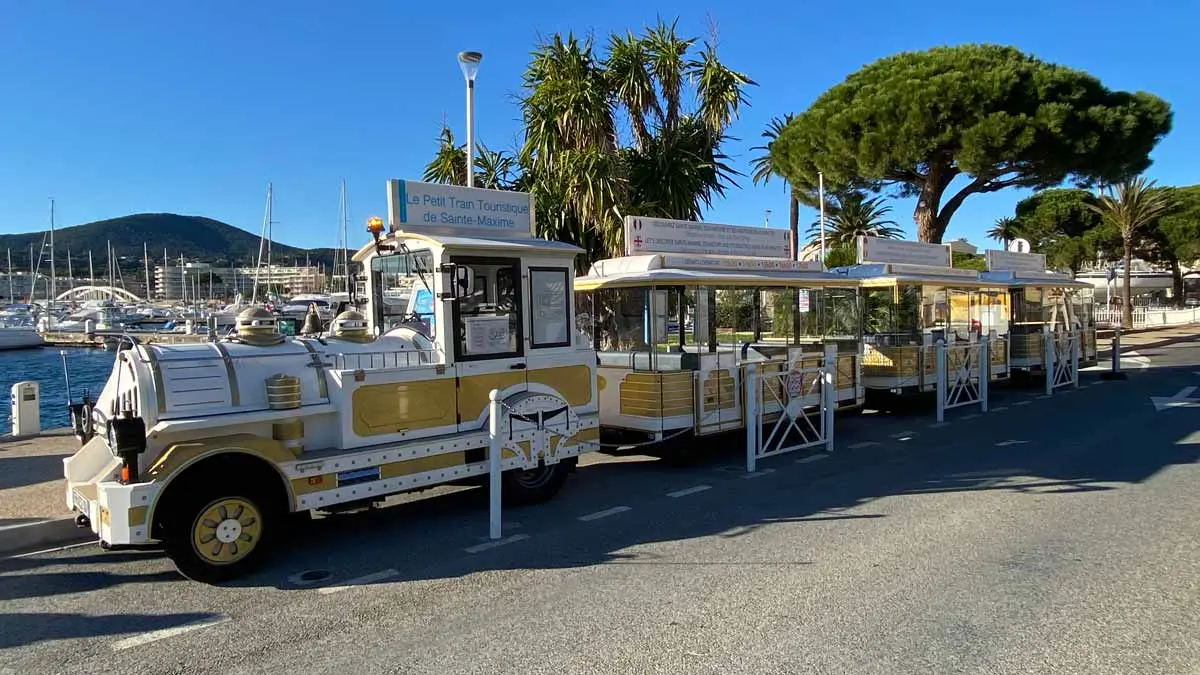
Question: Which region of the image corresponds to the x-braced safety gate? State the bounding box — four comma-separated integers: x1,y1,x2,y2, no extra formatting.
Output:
1045,331,1080,394
745,345,836,472
935,338,990,422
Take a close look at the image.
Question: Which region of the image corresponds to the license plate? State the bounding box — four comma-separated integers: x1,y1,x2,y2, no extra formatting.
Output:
72,489,91,520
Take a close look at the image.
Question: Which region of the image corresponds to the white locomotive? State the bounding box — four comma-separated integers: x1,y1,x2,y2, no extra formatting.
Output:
65,199,599,582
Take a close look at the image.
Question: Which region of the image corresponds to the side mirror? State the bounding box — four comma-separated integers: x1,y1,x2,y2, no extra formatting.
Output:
437,264,474,300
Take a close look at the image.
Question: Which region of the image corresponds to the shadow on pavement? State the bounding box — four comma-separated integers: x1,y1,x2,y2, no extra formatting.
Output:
0,611,221,649
0,454,69,490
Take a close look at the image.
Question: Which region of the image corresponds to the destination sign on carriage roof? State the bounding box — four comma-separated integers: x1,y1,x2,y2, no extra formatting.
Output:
623,215,793,260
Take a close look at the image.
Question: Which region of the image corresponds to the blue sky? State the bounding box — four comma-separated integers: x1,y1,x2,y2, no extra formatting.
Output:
0,0,1195,253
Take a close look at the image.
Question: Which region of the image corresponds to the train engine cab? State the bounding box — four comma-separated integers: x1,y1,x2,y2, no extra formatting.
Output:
64,179,599,582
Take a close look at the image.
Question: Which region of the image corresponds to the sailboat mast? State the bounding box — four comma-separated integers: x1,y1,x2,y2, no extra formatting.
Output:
143,242,151,303
266,183,273,303
163,248,168,300
252,183,273,305
338,178,350,294
89,250,94,286
107,240,114,301
66,249,74,292
48,199,56,312
6,248,12,302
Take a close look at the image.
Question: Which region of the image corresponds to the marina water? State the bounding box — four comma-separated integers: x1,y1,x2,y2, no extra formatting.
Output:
0,347,114,434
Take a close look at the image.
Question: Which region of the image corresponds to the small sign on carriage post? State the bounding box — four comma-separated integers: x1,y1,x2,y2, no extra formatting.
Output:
786,369,805,398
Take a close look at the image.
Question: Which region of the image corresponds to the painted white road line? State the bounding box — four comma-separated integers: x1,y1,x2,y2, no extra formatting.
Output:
848,441,880,449
578,506,632,522
996,440,1030,447
743,468,777,479
667,485,712,498
961,413,981,420
317,568,399,595
889,431,915,439
1014,400,1033,406
111,616,230,651
796,454,828,464
464,533,530,554
1036,394,1052,399
990,405,1008,412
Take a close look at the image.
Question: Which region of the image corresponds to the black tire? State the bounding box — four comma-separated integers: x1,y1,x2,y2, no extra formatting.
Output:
161,483,276,584
501,458,575,506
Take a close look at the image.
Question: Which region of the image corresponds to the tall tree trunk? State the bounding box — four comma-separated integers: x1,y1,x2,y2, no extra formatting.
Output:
788,195,799,261
1122,238,1134,329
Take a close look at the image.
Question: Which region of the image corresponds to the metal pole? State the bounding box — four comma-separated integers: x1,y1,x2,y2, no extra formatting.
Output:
823,343,836,452
745,363,758,473
487,388,502,540
1071,330,1080,388
1045,332,1055,395
465,79,476,189
818,172,826,265
980,338,989,413
935,340,946,422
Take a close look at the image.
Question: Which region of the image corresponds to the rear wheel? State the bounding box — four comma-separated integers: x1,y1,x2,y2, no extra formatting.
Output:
163,488,275,583
502,458,575,506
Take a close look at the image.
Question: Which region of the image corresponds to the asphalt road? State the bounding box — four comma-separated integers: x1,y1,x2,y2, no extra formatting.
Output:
3,334,1200,674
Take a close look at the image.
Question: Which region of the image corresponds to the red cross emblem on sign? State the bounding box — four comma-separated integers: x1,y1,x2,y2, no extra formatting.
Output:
633,236,643,248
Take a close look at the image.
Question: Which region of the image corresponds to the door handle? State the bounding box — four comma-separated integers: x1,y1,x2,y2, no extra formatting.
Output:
509,363,527,370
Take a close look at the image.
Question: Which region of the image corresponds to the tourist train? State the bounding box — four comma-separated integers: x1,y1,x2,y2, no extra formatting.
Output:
63,180,1096,582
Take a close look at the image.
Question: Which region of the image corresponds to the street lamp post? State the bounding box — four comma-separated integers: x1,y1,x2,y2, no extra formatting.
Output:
457,51,483,189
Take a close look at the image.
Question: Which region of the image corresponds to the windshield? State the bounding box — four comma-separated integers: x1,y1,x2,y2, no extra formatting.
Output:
371,249,437,336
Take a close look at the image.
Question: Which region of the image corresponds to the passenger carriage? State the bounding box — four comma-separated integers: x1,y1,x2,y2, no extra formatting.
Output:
833,237,1011,396
574,216,864,446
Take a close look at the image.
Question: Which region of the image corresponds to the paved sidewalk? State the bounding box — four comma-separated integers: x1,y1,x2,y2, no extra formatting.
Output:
0,428,76,527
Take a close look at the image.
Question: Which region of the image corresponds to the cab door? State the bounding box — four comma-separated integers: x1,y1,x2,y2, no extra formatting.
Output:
452,256,528,431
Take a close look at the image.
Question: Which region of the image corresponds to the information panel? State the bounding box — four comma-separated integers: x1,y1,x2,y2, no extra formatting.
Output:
624,216,791,259
985,249,1047,273
858,236,952,268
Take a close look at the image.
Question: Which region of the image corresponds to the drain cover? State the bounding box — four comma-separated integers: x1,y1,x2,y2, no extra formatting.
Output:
288,569,332,585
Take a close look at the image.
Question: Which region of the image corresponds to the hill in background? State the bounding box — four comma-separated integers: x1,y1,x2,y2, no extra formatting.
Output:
0,213,342,275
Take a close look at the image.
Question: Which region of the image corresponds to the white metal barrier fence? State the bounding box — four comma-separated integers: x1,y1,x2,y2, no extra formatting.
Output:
935,339,990,422
1045,331,1080,394
745,345,836,473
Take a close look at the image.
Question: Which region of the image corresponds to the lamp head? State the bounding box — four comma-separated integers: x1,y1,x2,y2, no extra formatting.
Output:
457,51,483,82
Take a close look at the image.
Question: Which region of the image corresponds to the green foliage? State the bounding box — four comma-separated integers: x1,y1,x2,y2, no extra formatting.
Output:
823,245,857,269
806,191,903,247
987,217,1021,246
951,252,986,271
1154,185,1200,264
1012,188,1104,272
769,44,1172,243
422,20,754,267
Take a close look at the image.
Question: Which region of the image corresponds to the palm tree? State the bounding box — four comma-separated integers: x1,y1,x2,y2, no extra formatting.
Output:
422,127,519,190
1087,177,1177,327
987,217,1021,248
517,21,754,263
805,192,902,247
751,114,799,259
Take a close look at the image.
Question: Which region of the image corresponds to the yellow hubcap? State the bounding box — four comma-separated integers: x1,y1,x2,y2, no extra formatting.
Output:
191,498,262,565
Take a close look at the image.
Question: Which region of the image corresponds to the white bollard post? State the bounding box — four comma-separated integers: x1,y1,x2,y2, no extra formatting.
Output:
935,340,947,423
745,363,758,473
487,388,502,540
980,338,989,413
1071,330,1080,388
823,344,837,452
1045,332,1055,395
10,381,40,436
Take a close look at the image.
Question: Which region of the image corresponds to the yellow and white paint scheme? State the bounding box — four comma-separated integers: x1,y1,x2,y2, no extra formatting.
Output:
834,263,1013,393
65,180,599,550
981,270,1098,371
575,253,864,441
